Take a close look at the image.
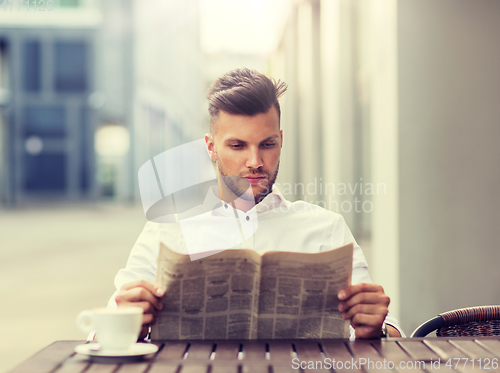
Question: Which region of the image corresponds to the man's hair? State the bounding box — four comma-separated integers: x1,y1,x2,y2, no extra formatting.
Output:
206,68,288,132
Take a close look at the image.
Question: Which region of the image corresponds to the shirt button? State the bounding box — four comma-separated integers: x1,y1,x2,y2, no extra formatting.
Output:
246,216,250,221
224,204,228,209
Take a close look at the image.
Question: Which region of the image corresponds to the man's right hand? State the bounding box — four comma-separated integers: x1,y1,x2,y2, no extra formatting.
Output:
115,280,165,339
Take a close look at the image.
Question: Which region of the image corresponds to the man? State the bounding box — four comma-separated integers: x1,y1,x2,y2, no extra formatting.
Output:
110,68,403,339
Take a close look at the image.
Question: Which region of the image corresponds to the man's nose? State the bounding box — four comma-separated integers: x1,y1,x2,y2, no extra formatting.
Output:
246,148,263,169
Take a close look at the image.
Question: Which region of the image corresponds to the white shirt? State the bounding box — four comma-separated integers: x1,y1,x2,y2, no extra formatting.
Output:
108,186,404,338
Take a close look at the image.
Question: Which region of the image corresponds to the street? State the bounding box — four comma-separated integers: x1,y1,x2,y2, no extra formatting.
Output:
0,203,147,372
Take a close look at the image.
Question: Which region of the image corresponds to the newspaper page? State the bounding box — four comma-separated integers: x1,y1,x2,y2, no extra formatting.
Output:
257,243,353,339
151,244,262,340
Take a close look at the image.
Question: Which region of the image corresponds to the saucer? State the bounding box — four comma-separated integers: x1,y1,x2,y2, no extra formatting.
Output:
75,343,159,362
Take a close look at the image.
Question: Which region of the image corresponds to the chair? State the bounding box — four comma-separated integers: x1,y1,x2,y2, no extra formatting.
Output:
411,305,500,337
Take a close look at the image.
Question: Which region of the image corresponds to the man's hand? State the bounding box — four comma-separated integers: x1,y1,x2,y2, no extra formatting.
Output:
115,280,165,339
338,283,398,339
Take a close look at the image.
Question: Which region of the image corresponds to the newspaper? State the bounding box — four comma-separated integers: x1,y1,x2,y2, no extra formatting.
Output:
151,243,353,340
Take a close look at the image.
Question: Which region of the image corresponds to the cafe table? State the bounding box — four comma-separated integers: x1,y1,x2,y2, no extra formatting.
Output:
9,337,500,373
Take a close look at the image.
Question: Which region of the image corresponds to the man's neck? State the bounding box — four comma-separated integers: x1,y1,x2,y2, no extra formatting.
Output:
228,198,255,213
217,184,259,213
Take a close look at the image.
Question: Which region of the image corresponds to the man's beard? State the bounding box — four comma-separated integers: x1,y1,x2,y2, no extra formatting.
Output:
217,162,279,204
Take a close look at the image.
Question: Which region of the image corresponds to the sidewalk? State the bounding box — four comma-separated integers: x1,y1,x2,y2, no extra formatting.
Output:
0,202,147,372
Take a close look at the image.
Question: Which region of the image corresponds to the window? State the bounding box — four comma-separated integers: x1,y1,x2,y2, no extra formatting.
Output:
24,154,66,191
24,105,66,137
54,41,88,92
23,40,41,92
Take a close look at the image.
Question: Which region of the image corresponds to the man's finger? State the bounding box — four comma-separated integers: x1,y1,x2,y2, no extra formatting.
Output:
351,313,385,329
338,283,383,301
142,301,161,316
117,301,160,317
117,287,164,310
354,325,380,339
338,292,390,313
341,303,388,321
142,313,156,325
121,280,165,297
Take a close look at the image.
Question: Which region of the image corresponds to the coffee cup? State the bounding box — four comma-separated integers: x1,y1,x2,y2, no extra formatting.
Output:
76,307,143,351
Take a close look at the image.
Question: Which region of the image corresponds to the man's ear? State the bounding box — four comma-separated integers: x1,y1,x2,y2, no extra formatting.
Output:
205,134,217,161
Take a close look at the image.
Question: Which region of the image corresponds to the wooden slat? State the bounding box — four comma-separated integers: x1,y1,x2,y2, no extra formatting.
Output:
282,342,330,373
155,341,189,360
348,341,382,359
147,363,179,373
273,365,301,373
450,340,496,359
241,341,266,360
424,340,468,359
294,341,323,360
58,356,149,373
425,364,457,373
297,354,332,373
241,364,270,373
426,359,493,373
372,340,411,361
458,361,495,373
9,341,82,373
303,366,331,373
177,365,210,373
321,341,364,373
348,341,396,373
321,340,352,360
394,363,429,373
358,358,394,373
268,341,294,361
115,363,151,373
357,348,427,373
213,341,240,360
211,365,240,373
185,342,214,360
85,363,120,373
476,339,500,358
398,341,440,361
15,338,500,373
53,354,89,373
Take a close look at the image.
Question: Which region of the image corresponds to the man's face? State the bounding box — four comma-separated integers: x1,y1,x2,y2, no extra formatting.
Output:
205,106,283,204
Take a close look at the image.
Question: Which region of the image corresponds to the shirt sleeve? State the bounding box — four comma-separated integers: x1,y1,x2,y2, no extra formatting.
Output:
331,215,406,339
107,221,161,308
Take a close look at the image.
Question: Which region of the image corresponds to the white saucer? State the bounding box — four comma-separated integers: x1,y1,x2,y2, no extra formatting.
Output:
75,343,158,360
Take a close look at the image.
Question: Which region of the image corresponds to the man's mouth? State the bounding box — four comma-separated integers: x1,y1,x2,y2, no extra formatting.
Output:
243,175,267,185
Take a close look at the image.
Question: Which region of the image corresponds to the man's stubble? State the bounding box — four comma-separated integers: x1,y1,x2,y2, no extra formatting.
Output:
217,159,280,204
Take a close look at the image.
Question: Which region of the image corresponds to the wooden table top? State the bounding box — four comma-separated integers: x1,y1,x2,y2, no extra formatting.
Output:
9,337,500,373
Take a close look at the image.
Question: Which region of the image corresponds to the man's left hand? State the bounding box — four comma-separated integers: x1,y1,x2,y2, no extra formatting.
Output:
338,283,397,339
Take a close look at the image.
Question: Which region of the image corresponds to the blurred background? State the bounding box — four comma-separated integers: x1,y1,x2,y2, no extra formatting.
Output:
1,0,500,370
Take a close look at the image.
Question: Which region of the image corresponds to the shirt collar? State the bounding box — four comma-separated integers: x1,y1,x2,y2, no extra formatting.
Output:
203,185,287,216
255,185,287,213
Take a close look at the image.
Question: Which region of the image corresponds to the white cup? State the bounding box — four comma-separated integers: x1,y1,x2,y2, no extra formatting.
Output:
76,307,143,351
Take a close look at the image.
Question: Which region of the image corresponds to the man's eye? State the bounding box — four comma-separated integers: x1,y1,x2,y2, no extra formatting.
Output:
230,144,243,149
263,143,275,147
